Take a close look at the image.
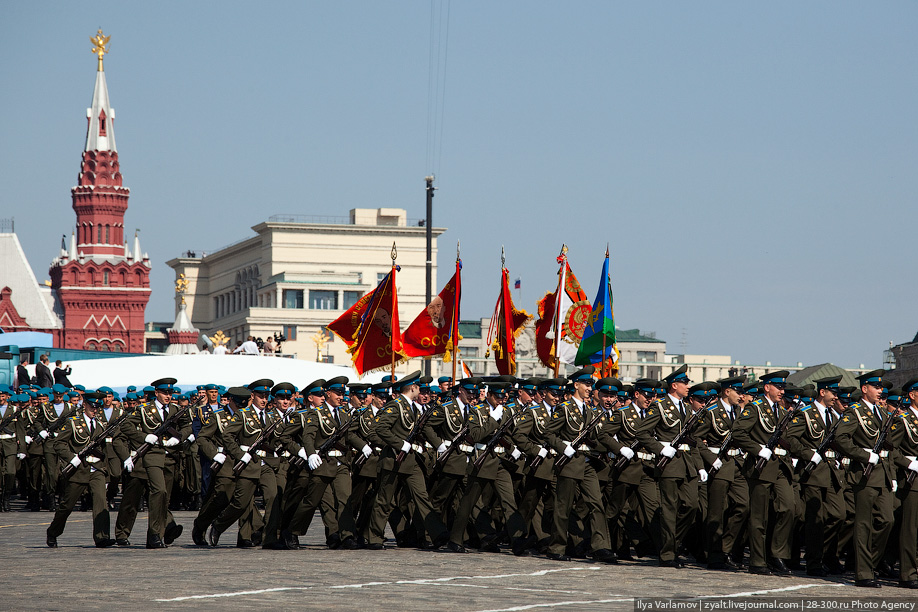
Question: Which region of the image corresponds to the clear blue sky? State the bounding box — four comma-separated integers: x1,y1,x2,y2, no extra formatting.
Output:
2,2,916,369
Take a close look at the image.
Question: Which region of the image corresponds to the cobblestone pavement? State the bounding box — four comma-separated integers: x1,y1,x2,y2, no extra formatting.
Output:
0,508,883,611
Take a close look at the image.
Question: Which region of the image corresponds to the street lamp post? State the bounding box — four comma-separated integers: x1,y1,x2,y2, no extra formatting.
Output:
424,176,435,377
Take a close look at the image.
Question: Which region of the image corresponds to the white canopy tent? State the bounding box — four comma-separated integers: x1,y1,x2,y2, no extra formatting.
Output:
66,354,389,395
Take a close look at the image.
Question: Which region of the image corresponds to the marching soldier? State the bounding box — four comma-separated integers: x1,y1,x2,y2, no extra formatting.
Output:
257,382,296,549
366,371,449,550
39,384,73,508
732,370,798,575
0,385,25,511
834,369,902,588
696,376,749,570
635,367,705,568
46,392,116,548
895,378,918,589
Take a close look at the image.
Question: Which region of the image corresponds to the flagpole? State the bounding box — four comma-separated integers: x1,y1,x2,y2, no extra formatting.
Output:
603,244,610,378
390,242,397,380
552,245,567,378
451,241,460,385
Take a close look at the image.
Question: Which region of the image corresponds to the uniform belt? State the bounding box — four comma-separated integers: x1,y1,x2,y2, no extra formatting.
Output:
458,444,474,453
493,446,506,454
105,437,113,443
824,450,836,459
85,456,101,464
773,448,788,456
0,434,15,439
637,452,655,461
326,450,343,457
255,450,267,458
707,446,721,454
549,449,558,456
841,458,851,466
727,449,742,457
240,445,250,452
410,444,424,454
880,450,889,458
677,444,691,452
217,446,224,453
577,444,591,452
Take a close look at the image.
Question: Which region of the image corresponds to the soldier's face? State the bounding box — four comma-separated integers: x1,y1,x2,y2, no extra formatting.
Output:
598,390,617,409
53,392,64,403
669,380,689,399
542,390,560,407
206,390,220,403
155,390,172,405
574,381,592,400
722,388,740,406
763,383,784,403
103,394,113,407
634,391,652,410
518,389,534,404
309,393,325,407
251,391,268,409
861,384,882,405
417,391,431,405
325,390,342,407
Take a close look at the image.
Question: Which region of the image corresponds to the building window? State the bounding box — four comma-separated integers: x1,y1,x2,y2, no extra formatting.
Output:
319,355,334,364
377,272,387,284
324,326,335,343
343,291,362,309
103,271,109,286
97,225,103,243
282,289,303,309
283,324,297,341
105,225,110,244
637,350,657,362
309,290,338,310
459,347,479,359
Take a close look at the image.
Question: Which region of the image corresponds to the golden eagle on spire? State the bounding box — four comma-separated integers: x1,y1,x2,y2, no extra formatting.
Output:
90,29,111,71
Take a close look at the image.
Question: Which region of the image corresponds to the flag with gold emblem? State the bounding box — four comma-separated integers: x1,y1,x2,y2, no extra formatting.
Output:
486,265,532,376
403,259,462,361
338,265,408,375
535,250,591,370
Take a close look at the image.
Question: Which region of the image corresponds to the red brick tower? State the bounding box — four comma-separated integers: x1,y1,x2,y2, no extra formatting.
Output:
48,31,150,353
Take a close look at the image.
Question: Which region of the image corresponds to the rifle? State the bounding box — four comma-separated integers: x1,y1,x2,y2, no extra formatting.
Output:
435,422,471,470
863,407,900,479
803,410,844,474
231,409,288,476
395,401,438,465
612,440,641,471
527,400,576,471
0,405,25,435
288,407,365,471
753,401,800,475
60,407,135,479
26,404,77,440
707,431,734,476
473,401,522,469
136,397,201,464
656,399,714,470
554,406,607,471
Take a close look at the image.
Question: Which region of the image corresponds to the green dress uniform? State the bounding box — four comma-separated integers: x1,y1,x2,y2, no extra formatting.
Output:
785,402,846,574
514,400,557,546
39,401,72,499
834,400,902,583
635,395,701,564
0,400,25,511
732,397,800,571
602,402,661,556
21,403,46,510
117,399,191,545
544,398,612,558
193,405,242,541
423,397,472,526
248,405,291,548
366,394,448,548
47,413,113,545
893,404,918,585
349,405,384,539
447,401,527,551
318,403,362,547
695,400,749,566
98,403,130,507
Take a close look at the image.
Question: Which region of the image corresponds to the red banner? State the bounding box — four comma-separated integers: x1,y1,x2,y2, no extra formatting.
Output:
487,267,532,376
403,262,462,361
343,266,408,375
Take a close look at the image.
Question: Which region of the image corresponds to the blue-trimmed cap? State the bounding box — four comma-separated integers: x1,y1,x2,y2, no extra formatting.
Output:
97,386,114,395
68,391,80,400
272,382,296,398
304,379,326,396
51,383,69,394
382,375,396,383
248,379,275,394
689,381,719,400
417,376,434,392
716,376,745,391
347,383,371,397
392,370,421,392
887,388,904,403
519,377,542,391
903,378,918,394
569,367,595,383
126,385,137,393
437,376,452,385
663,365,691,385
202,383,219,391
323,376,349,392
151,378,178,392
430,385,440,394
457,377,483,392
856,369,886,386
225,386,252,403
760,370,789,386
371,381,391,395
538,378,568,392
593,377,621,394
633,378,661,395
487,382,511,395
814,375,842,391
73,384,86,392
617,385,632,399
172,387,182,397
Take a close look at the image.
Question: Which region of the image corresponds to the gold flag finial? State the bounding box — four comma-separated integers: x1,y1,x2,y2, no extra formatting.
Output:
90,29,111,72
391,242,398,263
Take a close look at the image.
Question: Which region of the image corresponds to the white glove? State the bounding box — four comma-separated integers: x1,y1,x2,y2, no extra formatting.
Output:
538,447,549,458
70,456,81,467
24,436,32,444
792,458,798,469
38,430,49,440
489,406,504,421
436,442,448,454
400,441,412,453
298,448,308,461
123,457,135,472
563,443,576,458
511,448,522,460
758,446,773,461
661,443,677,458
307,453,323,470
163,437,180,447
240,452,252,464
619,446,635,461
867,452,879,465
213,452,226,464
711,458,723,471
144,433,158,445
698,469,709,483
362,444,373,458
907,460,918,473
186,434,195,443
893,480,899,493
16,453,25,459
810,451,822,465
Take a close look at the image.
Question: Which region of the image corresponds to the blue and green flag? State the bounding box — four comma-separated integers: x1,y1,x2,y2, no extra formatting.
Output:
574,250,618,373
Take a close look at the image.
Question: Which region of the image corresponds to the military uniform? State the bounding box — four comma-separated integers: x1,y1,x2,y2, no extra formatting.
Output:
424,395,472,527
893,382,918,588
514,395,557,547
0,394,25,511
193,398,243,543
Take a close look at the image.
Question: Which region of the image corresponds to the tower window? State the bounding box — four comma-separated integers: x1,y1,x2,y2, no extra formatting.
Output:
105,225,110,244
97,225,103,243
103,271,109,286
99,110,107,137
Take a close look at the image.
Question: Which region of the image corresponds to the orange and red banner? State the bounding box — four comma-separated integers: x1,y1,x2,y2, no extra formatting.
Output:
328,289,377,348
404,260,462,361
333,265,407,375
535,258,591,370
486,267,532,376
